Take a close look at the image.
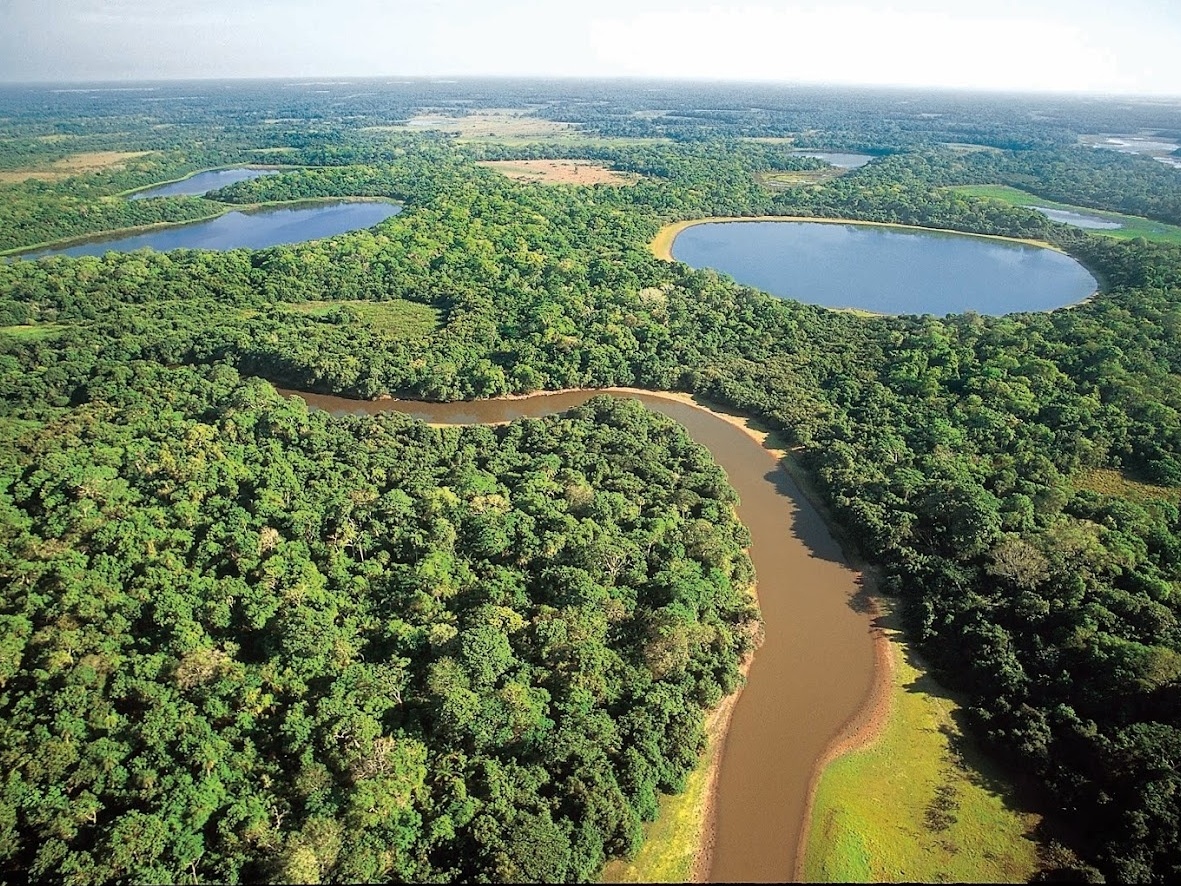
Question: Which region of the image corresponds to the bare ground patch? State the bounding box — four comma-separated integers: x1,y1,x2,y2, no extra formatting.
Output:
478,159,638,186
0,150,152,183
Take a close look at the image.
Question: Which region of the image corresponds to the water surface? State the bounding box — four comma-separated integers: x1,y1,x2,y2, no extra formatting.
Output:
1031,206,1123,230
282,387,877,883
129,167,279,199
25,201,401,258
672,220,1096,315
792,151,873,169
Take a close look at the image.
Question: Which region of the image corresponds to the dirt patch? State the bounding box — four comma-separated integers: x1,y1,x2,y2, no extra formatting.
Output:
0,150,152,183
479,159,637,186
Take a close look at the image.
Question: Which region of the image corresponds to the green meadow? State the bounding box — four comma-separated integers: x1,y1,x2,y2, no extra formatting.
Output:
953,184,1181,244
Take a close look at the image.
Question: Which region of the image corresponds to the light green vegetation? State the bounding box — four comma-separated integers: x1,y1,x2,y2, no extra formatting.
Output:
0,323,68,340
952,184,1181,244
1076,467,1181,504
600,753,709,884
284,299,442,340
758,169,842,188
804,604,1043,884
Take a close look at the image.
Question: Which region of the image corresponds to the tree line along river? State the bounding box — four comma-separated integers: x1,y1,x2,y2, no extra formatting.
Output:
283,386,880,883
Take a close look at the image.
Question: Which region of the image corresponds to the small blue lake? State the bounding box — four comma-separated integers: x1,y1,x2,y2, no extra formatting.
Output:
671,220,1097,315
23,201,401,259
129,167,280,200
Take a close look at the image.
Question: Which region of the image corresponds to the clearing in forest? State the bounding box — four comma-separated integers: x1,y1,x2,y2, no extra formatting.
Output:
0,150,152,184
283,299,441,340
478,159,637,186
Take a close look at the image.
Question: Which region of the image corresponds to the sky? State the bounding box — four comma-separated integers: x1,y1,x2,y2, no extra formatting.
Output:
2,0,1181,96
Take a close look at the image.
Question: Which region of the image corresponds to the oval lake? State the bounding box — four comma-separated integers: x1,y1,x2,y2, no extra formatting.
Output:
129,167,280,200
23,201,401,259
671,220,1098,315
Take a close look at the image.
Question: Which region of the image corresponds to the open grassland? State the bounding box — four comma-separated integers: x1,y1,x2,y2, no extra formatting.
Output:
1076,467,1181,504
369,110,666,147
758,169,843,189
478,159,638,186
0,323,68,341
284,299,441,340
952,184,1181,244
0,150,152,184
803,600,1042,883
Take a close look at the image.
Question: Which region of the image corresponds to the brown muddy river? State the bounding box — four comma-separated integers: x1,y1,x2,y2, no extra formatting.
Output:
281,387,877,883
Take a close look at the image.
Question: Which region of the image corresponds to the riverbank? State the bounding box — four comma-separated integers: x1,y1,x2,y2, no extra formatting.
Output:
283,382,1038,883
648,215,1066,263
802,597,1043,883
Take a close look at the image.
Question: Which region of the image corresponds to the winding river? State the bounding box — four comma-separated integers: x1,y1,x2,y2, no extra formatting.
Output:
282,387,879,883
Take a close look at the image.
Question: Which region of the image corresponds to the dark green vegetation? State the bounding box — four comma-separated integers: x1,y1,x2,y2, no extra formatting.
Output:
2,79,1181,882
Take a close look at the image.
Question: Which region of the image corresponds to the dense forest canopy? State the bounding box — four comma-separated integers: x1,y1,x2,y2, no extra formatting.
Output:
2,79,1181,883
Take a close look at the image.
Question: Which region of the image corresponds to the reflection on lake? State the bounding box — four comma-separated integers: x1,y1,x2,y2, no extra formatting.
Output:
129,167,280,200
671,220,1097,315
24,201,401,258
792,151,873,169
1032,206,1123,230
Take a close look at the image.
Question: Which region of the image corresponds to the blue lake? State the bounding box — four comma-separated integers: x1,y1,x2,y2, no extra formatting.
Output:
24,201,401,259
671,220,1098,315
129,167,280,199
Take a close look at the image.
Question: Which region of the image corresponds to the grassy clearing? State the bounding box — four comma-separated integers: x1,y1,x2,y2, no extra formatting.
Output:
803,600,1042,884
952,184,1181,244
600,754,708,883
284,299,441,340
0,323,68,341
1076,467,1181,504
758,169,842,189
0,150,152,184
478,159,637,186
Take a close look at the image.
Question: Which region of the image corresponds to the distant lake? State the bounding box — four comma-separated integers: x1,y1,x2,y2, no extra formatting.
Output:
129,167,280,200
671,221,1097,315
1032,206,1123,230
23,201,401,259
792,151,873,169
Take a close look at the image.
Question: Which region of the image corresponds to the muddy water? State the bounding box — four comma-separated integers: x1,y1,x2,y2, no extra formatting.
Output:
282,387,877,883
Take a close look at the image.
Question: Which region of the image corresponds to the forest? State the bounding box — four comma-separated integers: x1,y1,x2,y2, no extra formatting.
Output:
2,79,1181,883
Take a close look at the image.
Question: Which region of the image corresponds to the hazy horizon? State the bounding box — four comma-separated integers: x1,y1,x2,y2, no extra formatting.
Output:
4,0,1181,98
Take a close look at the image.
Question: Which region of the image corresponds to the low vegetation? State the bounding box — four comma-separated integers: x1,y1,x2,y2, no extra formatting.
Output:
804,603,1043,883
952,184,1181,244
